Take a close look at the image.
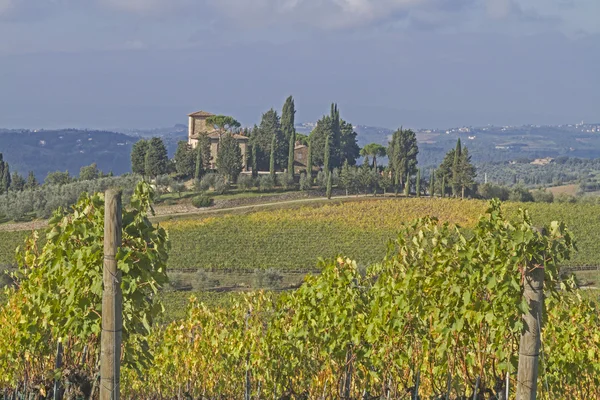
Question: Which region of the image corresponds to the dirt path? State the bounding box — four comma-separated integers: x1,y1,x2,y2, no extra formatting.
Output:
0,194,379,232
152,194,374,220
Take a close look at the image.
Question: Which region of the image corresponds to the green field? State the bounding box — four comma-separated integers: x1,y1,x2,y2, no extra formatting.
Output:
162,198,600,271
2,197,600,272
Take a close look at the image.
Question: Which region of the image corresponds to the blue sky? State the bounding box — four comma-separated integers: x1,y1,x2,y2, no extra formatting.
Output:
0,0,598,129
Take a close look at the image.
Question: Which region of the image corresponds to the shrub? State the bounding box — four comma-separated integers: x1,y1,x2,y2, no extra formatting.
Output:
316,170,326,189
331,168,340,186
155,174,172,194
258,175,274,192
509,185,533,202
531,189,554,203
213,175,229,195
170,182,186,197
237,174,254,191
299,173,311,191
478,183,510,201
192,195,214,208
198,174,215,192
278,173,295,189
555,193,577,203
253,268,283,288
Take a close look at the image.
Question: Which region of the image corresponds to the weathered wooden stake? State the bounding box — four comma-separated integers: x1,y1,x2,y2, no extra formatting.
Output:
472,376,480,400
413,371,420,400
516,263,544,400
100,190,122,400
53,340,64,400
445,374,452,400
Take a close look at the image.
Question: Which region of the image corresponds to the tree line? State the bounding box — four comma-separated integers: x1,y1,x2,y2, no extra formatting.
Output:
132,95,479,201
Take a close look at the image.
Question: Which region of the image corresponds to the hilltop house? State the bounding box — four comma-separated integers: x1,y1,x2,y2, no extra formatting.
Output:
187,110,249,171
293,142,309,173
187,110,311,174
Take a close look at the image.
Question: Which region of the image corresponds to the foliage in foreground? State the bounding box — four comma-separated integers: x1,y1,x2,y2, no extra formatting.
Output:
122,203,599,399
0,182,169,395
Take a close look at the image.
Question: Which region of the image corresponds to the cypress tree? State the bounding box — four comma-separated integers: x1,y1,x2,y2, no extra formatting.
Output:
324,133,330,174
11,172,25,192
430,169,435,197
326,172,332,200
195,142,203,180
25,171,38,190
404,173,410,197
282,96,296,176
269,133,276,180
216,133,243,182
251,144,258,179
1,161,10,193
452,138,462,197
442,175,446,198
288,132,296,176
340,160,351,196
307,137,313,179
416,169,421,197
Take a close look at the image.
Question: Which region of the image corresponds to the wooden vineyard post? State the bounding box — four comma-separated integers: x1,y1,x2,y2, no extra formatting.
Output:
100,190,123,400
516,262,544,400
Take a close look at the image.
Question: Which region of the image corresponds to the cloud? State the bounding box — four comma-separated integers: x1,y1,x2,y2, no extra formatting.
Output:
94,0,430,29
208,0,428,29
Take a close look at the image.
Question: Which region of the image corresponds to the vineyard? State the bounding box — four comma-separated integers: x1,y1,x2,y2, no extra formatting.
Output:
1,198,600,274
0,193,599,398
162,198,600,271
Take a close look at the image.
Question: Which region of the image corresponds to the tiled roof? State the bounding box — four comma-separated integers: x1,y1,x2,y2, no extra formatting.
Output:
188,110,215,118
191,132,249,141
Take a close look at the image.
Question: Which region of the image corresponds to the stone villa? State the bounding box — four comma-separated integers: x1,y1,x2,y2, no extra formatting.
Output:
187,110,309,173
187,110,249,170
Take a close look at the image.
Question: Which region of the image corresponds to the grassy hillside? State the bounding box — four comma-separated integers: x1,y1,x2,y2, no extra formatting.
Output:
1,197,599,274
163,198,600,271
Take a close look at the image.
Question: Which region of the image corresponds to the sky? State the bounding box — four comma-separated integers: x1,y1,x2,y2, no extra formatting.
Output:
0,0,598,130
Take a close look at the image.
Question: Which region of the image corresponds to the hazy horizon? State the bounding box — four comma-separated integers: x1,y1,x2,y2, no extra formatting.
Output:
1,0,598,130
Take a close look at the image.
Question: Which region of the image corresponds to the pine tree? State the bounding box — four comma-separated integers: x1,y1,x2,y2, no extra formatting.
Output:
452,138,462,197
429,169,435,197
404,173,410,197
25,171,38,190
416,169,421,197
131,140,149,178
145,137,169,179
282,96,296,176
216,133,243,182
326,172,332,200
269,133,276,180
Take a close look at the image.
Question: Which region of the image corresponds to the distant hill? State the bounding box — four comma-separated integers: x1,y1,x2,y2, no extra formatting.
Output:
2,122,600,183
0,128,186,181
